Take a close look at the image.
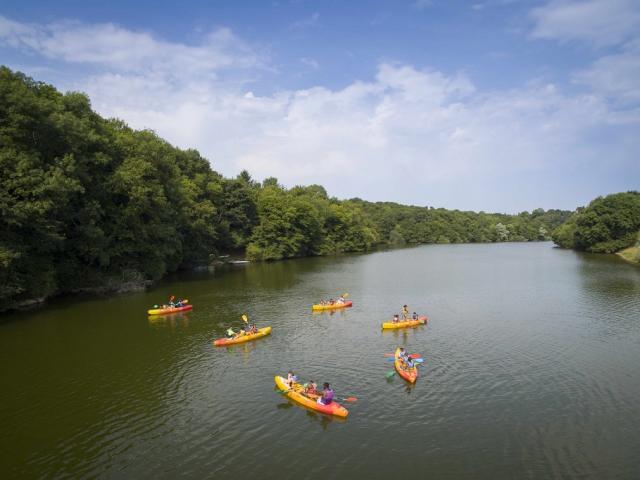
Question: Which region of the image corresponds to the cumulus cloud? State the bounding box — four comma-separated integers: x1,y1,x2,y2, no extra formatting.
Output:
77,60,637,208
530,0,640,47
574,40,640,104
300,57,319,69
1,14,639,210
0,15,264,75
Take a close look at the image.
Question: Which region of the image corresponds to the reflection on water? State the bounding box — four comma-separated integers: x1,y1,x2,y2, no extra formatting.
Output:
1,242,639,479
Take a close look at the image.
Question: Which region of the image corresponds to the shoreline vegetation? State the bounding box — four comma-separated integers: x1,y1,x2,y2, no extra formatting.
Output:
551,191,640,265
0,67,635,313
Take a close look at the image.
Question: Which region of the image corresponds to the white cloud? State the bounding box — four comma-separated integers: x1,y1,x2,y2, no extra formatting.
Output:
1,14,639,210
77,61,637,209
300,57,319,69
413,0,433,10
0,15,264,75
574,40,640,104
530,0,640,47
289,12,320,30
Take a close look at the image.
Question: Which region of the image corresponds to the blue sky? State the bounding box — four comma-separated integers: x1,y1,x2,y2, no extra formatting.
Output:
1,0,639,212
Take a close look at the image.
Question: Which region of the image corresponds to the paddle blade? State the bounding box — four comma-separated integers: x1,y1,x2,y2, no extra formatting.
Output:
383,353,395,357
414,358,424,363
242,314,248,323
183,299,189,304
343,396,357,402
386,357,395,362
342,293,349,298
385,371,396,378
409,353,421,359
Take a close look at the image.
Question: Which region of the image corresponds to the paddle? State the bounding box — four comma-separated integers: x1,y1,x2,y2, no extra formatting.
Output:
337,396,358,403
385,370,396,378
242,314,248,324
385,357,424,363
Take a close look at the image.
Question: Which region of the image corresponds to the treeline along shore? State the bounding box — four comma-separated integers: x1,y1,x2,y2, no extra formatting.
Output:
1,67,636,312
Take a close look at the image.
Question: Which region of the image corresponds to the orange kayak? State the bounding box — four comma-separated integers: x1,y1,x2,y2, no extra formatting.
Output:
213,327,272,346
274,375,348,417
381,316,427,329
394,347,418,383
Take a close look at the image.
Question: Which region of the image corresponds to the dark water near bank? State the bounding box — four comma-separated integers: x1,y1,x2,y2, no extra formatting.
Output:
1,242,639,479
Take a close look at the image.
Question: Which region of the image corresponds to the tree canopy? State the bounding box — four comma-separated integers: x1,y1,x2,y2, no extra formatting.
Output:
551,192,640,253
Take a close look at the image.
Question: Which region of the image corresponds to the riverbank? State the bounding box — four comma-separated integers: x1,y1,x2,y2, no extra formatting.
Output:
617,244,640,264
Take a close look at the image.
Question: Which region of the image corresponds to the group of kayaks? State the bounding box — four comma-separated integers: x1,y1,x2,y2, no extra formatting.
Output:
147,295,429,418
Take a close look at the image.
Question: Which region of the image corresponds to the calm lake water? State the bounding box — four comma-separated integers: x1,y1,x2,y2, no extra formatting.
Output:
1,242,639,479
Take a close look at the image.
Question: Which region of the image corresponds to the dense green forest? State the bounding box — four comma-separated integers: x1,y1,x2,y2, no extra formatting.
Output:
551,191,640,259
1,67,572,309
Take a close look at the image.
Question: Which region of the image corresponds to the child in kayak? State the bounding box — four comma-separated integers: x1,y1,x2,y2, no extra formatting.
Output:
305,380,318,396
226,327,235,338
317,383,334,405
286,371,298,388
392,314,400,323
398,347,408,361
412,312,418,320
402,305,409,319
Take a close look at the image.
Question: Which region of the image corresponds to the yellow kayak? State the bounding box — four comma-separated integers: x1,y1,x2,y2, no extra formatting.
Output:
311,301,352,311
381,315,428,330
274,375,348,417
213,327,272,346
148,304,192,315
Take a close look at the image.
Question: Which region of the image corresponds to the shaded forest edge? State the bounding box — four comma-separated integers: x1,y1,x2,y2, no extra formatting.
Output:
0,67,630,312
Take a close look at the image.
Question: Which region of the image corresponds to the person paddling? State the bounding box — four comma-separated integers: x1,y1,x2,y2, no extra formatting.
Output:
402,305,409,320
317,382,334,405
